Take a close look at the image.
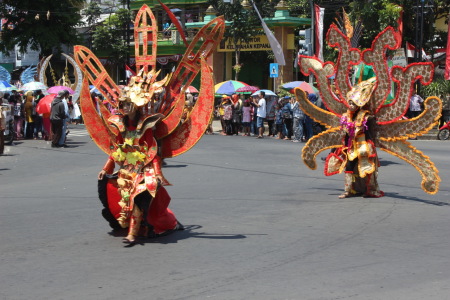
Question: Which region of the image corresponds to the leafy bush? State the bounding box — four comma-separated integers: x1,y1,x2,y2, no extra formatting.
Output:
422,75,450,99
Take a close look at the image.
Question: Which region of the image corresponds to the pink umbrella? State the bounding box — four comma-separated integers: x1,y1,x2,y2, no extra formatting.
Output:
235,86,259,93
47,86,75,94
185,86,199,93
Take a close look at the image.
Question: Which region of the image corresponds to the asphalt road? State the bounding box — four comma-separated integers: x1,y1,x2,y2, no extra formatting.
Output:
1,124,449,300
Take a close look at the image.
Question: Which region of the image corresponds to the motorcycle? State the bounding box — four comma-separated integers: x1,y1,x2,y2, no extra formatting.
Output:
1,103,15,145
437,120,450,140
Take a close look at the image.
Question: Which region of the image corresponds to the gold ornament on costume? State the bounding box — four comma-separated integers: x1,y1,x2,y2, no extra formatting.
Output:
119,69,169,107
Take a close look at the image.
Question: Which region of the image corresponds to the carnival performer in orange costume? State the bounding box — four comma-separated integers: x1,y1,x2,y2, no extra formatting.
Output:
296,25,441,197
74,4,225,245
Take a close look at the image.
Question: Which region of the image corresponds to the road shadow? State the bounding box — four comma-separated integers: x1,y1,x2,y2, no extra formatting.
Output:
318,189,450,206
379,160,401,167
163,164,188,168
384,192,450,206
65,141,88,147
109,225,248,248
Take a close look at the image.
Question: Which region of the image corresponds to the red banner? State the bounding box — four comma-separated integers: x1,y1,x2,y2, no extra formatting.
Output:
314,4,324,61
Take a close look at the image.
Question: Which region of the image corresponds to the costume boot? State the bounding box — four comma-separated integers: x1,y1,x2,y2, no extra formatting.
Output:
123,208,143,244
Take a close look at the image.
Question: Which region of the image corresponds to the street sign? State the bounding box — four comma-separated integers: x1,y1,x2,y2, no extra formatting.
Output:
270,63,278,78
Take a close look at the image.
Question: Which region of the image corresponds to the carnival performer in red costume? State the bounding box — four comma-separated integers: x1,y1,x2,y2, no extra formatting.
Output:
74,4,225,245
97,72,181,243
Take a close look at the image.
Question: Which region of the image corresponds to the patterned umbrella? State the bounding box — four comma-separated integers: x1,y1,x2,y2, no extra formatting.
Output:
235,85,259,94
214,80,249,95
0,81,13,92
47,86,75,94
280,81,318,94
1,86,17,92
21,81,48,91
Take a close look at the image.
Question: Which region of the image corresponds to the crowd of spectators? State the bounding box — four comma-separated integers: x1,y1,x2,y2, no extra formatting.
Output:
1,89,82,143
216,91,324,142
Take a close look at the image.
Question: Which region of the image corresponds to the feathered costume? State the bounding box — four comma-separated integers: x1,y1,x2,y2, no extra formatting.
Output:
296,25,441,196
74,4,225,241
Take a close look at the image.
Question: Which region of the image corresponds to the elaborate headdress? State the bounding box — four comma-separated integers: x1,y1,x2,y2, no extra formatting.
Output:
346,77,377,107
119,69,170,107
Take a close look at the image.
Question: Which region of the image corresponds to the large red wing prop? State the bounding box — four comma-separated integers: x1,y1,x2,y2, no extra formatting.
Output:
153,89,185,139
79,77,117,155
155,16,225,140
134,4,158,73
161,16,225,114
160,58,214,158
74,45,121,107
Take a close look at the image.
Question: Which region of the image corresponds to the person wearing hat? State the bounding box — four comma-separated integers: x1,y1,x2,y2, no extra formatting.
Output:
50,90,69,147
331,77,383,198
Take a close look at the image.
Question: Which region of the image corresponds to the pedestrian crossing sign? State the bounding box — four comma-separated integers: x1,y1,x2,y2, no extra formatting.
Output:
270,63,278,78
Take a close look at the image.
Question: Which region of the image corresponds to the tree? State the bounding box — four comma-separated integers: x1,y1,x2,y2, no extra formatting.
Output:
209,0,275,81
286,0,448,62
0,0,84,57
91,8,131,67
84,1,102,28
83,1,102,48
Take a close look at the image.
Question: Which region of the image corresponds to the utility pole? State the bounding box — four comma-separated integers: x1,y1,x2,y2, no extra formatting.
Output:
414,0,424,94
308,0,314,86
126,0,130,69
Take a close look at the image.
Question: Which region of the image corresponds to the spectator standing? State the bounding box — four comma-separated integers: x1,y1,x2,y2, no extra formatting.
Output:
252,91,266,138
34,90,44,139
13,93,23,139
281,96,293,140
221,98,233,135
185,92,194,107
241,99,252,136
231,93,242,135
218,97,227,134
58,91,70,146
292,97,305,142
408,93,423,118
50,90,69,148
23,91,35,139
274,103,284,139
250,98,258,135
266,96,277,137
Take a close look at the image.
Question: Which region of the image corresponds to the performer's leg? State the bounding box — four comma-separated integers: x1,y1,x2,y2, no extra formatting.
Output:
123,206,143,244
339,159,358,198
339,172,354,198
364,170,385,198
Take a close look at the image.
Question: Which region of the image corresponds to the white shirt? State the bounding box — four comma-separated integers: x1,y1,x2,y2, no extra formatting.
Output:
410,94,423,112
257,98,266,118
62,98,69,118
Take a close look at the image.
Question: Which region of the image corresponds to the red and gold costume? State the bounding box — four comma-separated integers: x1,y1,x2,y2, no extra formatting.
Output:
296,25,441,196
73,4,225,242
